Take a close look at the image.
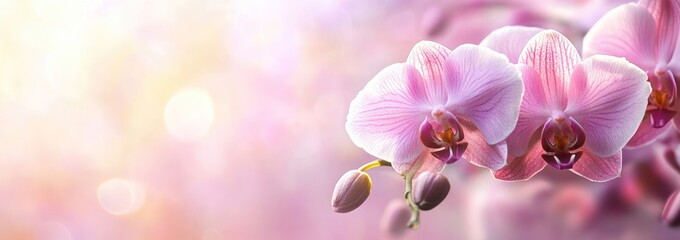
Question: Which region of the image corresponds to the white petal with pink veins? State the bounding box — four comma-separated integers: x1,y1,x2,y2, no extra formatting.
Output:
346,63,431,165
461,125,508,170
640,0,680,62
505,65,552,157
519,30,582,110
406,41,452,106
570,150,622,182
493,142,546,181
444,44,524,145
583,3,657,70
566,55,650,157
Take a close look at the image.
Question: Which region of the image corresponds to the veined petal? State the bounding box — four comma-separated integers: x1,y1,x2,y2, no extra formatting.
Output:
570,150,622,182
506,65,552,157
640,0,680,62
493,142,546,181
670,40,680,72
519,30,581,110
671,52,680,106
566,55,651,157
346,63,430,165
460,125,508,170
582,3,658,70
627,116,672,148
406,41,452,105
445,44,524,144
479,26,544,63
392,151,446,176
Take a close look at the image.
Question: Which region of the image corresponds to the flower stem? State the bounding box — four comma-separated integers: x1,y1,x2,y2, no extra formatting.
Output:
404,173,420,229
358,159,392,172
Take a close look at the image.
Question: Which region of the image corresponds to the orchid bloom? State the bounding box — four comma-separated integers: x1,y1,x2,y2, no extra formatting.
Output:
481,28,651,182
583,0,680,147
345,41,523,177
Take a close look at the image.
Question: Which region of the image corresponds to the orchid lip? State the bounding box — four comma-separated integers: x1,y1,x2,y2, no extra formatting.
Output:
647,70,678,128
649,109,677,128
540,116,586,170
431,143,467,164
419,111,466,164
542,151,582,170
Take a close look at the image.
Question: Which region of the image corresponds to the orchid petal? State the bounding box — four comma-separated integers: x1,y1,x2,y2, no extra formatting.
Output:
670,42,680,72
506,65,552,157
461,125,508,170
346,63,430,165
640,0,680,62
406,41,452,105
445,44,524,144
570,150,622,182
493,142,546,181
582,3,658,70
392,151,446,176
519,30,581,110
628,116,672,148
566,55,651,157
479,26,544,63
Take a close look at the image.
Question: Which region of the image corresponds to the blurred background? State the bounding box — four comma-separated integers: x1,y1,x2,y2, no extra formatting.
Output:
1,0,680,239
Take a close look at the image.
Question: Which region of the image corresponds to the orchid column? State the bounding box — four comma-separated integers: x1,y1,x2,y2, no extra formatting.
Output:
333,41,524,229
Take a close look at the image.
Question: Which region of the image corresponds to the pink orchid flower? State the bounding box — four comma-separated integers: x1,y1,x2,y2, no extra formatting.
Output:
346,41,523,176
481,28,651,182
583,0,680,147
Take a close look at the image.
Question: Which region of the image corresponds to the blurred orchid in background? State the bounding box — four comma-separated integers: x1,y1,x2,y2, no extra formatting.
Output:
583,0,680,147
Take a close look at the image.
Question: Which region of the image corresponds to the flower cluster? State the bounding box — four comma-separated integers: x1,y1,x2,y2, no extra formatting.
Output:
332,0,680,233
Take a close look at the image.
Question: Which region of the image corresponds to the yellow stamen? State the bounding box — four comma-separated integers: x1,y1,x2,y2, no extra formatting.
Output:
438,128,455,144
553,134,570,152
651,90,670,108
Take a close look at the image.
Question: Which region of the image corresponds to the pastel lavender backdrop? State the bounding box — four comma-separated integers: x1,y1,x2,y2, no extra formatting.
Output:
1,0,679,239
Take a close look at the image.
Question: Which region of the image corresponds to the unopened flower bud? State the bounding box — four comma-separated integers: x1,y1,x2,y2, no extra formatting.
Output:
331,170,372,213
380,199,411,237
412,171,450,211
662,190,680,227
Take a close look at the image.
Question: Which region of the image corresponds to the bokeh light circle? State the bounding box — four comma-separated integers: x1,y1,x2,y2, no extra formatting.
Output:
164,87,215,141
97,179,146,215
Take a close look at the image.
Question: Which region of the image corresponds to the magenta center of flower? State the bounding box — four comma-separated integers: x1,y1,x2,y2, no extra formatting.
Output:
647,70,677,128
540,114,586,170
419,107,467,164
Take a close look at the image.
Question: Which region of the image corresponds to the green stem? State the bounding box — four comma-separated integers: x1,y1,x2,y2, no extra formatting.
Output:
358,159,392,172
404,173,420,229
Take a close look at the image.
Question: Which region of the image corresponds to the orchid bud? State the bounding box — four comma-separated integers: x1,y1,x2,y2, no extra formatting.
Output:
331,170,372,213
412,171,450,211
380,199,411,237
662,190,680,227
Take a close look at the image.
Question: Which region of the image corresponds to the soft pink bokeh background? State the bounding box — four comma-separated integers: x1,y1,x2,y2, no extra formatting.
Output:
1,0,679,239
